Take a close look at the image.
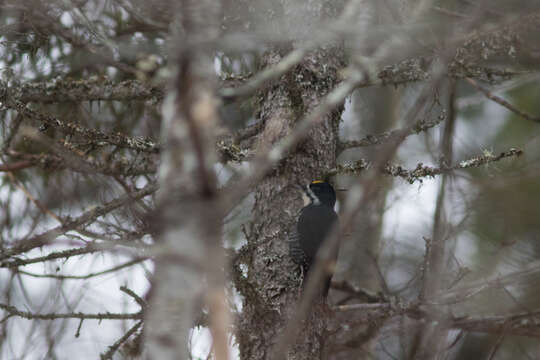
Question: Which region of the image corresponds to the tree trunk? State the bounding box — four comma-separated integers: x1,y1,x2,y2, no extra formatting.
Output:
145,1,225,359
237,45,344,360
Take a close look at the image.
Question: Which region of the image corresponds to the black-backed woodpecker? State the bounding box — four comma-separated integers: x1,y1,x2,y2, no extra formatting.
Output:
288,180,339,298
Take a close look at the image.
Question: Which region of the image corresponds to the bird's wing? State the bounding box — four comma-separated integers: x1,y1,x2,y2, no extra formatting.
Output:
287,229,308,266
297,205,338,259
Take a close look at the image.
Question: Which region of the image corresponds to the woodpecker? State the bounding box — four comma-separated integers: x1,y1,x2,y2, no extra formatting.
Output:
288,180,339,298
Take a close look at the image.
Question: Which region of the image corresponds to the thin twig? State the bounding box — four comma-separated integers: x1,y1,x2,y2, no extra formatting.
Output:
2,234,151,269
100,321,143,360
466,77,540,123
486,322,509,360
0,303,142,320
6,172,63,224
333,303,393,312
331,300,540,338
17,258,146,280
2,243,114,269
338,109,446,151
74,319,84,338
120,286,147,309
0,183,157,262
331,280,383,303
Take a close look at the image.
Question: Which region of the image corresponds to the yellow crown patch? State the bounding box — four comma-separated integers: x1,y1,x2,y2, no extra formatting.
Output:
311,180,324,184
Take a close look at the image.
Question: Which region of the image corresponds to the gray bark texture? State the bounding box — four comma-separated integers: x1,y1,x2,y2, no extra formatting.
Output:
236,45,344,360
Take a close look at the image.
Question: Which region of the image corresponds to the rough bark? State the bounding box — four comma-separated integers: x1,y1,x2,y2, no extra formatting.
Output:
236,44,344,359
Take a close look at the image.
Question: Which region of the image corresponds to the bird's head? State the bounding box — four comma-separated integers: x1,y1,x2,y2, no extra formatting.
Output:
302,180,336,208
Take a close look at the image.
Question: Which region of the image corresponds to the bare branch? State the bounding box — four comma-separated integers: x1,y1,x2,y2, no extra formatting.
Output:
0,160,34,172
16,258,146,279
6,171,62,224
7,149,156,176
0,183,157,262
0,303,142,321
3,79,162,104
120,286,148,310
2,243,118,269
333,300,540,338
432,260,540,306
0,97,160,153
466,77,540,122
338,109,447,151
326,147,523,182
385,147,523,184
100,321,143,360
331,280,384,303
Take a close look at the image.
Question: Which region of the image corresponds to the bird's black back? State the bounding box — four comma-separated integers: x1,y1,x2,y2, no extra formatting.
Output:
297,204,338,266
296,203,338,297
